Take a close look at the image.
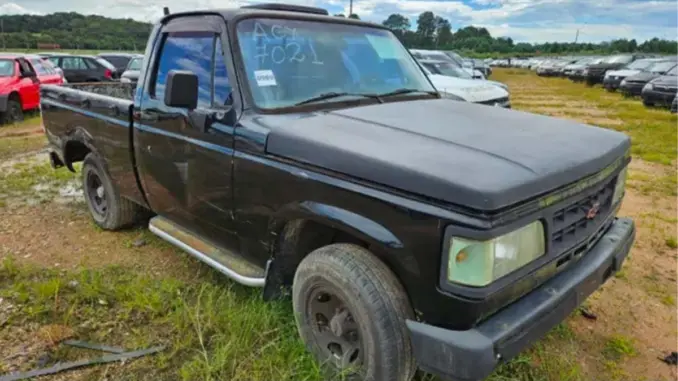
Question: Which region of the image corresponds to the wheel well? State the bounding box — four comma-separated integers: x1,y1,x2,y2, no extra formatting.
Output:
63,140,91,171
265,219,368,298
8,91,20,105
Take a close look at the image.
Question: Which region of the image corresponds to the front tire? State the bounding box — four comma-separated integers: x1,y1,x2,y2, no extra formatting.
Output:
82,153,140,230
1,99,24,125
293,244,415,381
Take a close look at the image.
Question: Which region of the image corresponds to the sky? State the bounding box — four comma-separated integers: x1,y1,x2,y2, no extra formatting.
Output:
1,0,676,43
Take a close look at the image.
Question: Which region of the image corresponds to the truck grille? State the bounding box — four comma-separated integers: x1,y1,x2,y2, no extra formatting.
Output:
550,178,616,254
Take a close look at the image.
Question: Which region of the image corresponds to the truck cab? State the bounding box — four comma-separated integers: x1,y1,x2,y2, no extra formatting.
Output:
40,5,635,381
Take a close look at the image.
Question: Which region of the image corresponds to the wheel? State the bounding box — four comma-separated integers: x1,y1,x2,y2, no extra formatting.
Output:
292,244,415,381
1,99,24,124
82,153,140,230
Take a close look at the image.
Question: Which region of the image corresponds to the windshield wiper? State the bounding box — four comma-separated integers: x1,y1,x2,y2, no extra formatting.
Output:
376,88,439,98
294,92,383,106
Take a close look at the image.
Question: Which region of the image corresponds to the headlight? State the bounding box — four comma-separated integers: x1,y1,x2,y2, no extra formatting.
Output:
643,83,654,91
582,69,589,75
621,79,627,86
440,92,467,102
612,166,627,205
446,221,545,287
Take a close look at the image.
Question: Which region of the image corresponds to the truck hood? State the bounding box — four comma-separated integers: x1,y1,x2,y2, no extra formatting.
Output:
427,74,508,103
264,99,630,211
650,75,678,88
606,69,640,78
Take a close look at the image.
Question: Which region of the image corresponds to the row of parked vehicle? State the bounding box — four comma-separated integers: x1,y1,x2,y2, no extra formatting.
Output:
491,55,678,112
408,49,510,107
0,51,144,124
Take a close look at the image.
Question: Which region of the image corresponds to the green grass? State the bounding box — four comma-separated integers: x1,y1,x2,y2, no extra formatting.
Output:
0,135,46,160
665,236,678,249
0,161,80,206
602,335,637,361
0,257,324,381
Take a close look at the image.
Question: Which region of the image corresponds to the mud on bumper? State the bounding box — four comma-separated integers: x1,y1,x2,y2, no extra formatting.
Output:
407,217,635,381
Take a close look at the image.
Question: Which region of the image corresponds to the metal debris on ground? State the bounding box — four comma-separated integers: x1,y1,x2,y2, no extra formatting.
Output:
579,307,598,320
0,341,165,381
659,351,678,366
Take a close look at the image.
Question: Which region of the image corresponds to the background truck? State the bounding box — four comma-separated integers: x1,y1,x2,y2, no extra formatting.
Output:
41,4,635,381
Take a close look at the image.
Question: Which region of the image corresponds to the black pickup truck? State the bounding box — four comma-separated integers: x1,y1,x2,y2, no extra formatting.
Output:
41,5,635,381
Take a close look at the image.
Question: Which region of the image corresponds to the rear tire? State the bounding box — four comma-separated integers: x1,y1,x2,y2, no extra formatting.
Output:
82,153,140,230
1,99,24,125
292,244,415,381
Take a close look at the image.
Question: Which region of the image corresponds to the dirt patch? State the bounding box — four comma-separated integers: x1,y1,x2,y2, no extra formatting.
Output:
0,124,43,139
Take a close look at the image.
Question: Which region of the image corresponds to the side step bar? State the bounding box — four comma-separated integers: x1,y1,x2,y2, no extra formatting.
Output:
149,216,266,287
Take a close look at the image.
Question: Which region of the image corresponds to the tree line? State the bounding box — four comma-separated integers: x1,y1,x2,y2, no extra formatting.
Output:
0,13,150,51
0,11,675,56
381,12,677,56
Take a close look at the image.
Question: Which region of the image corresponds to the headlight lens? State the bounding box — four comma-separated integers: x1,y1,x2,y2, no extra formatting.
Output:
582,69,589,75
440,92,467,102
446,221,545,287
612,166,627,205
621,79,627,86
644,83,654,91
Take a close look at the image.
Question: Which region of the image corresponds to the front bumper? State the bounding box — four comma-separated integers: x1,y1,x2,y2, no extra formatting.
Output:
642,88,678,107
620,82,645,97
407,217,635,381
603,76,623,90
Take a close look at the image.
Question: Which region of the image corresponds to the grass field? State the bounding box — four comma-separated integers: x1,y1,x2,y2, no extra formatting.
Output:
0,69,676,381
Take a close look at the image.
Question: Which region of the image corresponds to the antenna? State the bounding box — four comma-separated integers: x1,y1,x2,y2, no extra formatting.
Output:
163,7,170,16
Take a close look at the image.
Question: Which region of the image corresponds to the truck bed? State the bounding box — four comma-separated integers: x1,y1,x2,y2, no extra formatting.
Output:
40,82,147,208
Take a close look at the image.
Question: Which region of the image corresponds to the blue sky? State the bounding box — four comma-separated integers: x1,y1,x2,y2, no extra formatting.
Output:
1,0,676,43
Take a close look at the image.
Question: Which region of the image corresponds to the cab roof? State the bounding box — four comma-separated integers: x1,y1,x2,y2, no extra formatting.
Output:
160,4,386,30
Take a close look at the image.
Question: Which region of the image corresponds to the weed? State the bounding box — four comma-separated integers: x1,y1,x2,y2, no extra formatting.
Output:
665,236,678,249
603,335,637,360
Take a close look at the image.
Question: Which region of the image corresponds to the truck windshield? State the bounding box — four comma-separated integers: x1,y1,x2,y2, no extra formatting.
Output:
236,18,434,109
0,59,14,76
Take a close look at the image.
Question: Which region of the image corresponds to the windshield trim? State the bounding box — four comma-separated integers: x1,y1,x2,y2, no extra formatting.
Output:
230,14,438,114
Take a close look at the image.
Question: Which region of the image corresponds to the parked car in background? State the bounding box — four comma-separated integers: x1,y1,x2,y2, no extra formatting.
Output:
563,57,599,78
119,55,143,85
620,61,677,97
641,66,678,108
417,59,510,106
671,95,677,113
537,59,576,77
97,53,139,73
0,53,64,123
411,49,485,79
417,59,508,91
585,54,642,86
603,58,666,92
472,58,492,77
47,54,118,83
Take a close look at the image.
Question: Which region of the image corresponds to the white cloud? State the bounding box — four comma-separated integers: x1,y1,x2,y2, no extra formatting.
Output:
0,2,42,15
2,0,676,43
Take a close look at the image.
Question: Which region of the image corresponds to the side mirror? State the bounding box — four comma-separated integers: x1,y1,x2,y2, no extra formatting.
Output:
164,70,198,109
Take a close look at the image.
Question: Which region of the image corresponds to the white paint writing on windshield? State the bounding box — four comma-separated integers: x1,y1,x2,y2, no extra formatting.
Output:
252,22,324,66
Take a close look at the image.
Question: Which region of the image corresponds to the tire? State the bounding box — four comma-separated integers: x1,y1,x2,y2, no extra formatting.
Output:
82,153,140,230
292,244,415,381
1,99,24,125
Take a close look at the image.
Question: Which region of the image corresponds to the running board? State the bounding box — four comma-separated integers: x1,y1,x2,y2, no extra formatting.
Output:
149,216,266,287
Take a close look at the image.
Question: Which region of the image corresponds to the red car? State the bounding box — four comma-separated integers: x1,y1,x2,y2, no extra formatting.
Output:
0,54,64,124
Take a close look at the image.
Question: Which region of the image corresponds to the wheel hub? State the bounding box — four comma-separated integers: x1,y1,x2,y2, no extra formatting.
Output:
309,289,363,369
86,172,107,216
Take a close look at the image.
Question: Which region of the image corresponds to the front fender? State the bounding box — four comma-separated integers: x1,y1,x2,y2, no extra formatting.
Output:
271,201,404,249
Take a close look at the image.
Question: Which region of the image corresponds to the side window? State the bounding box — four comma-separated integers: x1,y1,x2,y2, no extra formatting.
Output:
214,37,233,107
61,57,87,70
153,34,213,108
84,59,99,70
30,59,49,75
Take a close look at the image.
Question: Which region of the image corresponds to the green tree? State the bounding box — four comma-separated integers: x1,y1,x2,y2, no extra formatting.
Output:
382,13,410,32
348,14,360,19
416,11,436,47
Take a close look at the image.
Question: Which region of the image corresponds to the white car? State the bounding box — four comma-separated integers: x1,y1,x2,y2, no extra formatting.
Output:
419,63,510,107
417,59,509,91
604,58,666,82
410,49,485,79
